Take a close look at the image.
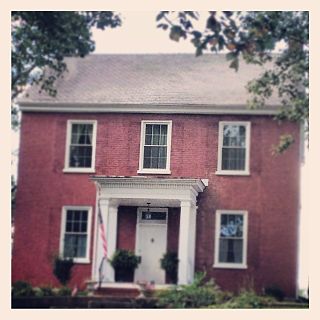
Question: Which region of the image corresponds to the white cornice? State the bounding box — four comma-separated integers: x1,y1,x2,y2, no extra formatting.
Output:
91,176,206,193
19,102,279,116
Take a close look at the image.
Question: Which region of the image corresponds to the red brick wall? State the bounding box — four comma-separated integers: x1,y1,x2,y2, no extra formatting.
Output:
117,206,137,251
12,112,300,296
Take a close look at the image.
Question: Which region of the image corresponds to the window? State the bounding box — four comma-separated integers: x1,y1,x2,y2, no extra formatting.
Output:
137,207,168,225
59,206,92,263
214,210,248,269
217,121,251,175
64,120,97,172
138,120,172,174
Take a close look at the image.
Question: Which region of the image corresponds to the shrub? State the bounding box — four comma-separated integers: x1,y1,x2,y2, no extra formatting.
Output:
38,286,54,296
12,281,34,297
214,289,275,308
264,285,285,301
157,272,222,308
57,286,72,296
160,252,178,284
53,256,74,285
109,249,140,270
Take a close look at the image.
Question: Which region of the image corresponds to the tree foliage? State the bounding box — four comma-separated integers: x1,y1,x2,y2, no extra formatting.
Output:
11,11,121,128
157,11,309,150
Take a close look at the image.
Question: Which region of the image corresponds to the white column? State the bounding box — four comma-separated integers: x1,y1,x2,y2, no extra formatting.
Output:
178,200,197,285
94,199,118,283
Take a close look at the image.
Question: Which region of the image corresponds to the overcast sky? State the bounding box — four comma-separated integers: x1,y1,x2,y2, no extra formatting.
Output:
92,11,205,54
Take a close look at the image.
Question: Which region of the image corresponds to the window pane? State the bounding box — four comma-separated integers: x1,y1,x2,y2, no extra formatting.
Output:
153,124,160,135
145,134,152,145
71,124,93,145
145,124,152,134
152,134,160,145
69,146,92,168
144,146,151,157
219,239,243,263
151,146,160,158
221,148,245,170
66,221,72,232
223,125,246,147
220,214,243,237
143,156,151,168
64,234,87,258
76,235,87,258
151,157,158,168
160,125,167,135
159,125,167,145
158,157,167,169
159,146,167,158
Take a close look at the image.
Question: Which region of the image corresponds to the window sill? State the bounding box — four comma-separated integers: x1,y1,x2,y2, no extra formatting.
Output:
213,263,247,269
137,169,171,175
72,258,91,264
63,168,96,174
215,170,250,176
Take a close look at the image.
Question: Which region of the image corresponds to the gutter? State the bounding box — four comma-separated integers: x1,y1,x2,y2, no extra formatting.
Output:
18,102,280,116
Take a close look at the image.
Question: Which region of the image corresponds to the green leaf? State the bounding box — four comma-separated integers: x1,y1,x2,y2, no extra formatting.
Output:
169,25,185,42
156,11,168,22
229,57,239,71
157,23,169,30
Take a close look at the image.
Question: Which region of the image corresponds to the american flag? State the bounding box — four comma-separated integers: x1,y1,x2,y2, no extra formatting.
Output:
98,202,108,258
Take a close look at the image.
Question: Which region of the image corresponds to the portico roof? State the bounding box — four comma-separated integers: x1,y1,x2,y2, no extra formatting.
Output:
90,176,207,207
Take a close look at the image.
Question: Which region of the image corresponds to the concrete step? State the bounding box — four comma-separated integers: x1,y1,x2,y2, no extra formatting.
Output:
94,287,141,298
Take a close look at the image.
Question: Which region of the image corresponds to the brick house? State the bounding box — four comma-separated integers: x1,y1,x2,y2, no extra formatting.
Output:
12,54,302,297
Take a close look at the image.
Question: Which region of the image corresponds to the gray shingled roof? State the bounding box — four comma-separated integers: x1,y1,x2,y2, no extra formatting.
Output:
19,53,281,108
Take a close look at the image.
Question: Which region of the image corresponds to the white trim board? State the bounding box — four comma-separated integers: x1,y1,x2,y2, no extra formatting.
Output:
19,103,279,115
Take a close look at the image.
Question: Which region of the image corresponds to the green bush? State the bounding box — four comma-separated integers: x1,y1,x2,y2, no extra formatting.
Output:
12,281,35,297
157,272,222,308
214,289,275,308
53,256,74,285
57,286,72,296
38,286,54,296
160,252,178,283
109,249,140,270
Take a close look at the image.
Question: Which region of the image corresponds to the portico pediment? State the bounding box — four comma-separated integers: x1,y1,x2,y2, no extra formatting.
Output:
91,176,207,206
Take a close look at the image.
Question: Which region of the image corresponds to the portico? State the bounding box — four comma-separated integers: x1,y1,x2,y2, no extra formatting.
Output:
90,176,207,286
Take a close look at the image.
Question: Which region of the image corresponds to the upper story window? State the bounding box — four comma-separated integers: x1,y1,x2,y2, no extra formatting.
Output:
214,210,248,269
64,120,97,173
138,120,172,174
216,121,251,175
59,206,92,263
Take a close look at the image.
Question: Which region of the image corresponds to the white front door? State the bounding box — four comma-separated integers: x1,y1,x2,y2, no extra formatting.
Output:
135,208,168,284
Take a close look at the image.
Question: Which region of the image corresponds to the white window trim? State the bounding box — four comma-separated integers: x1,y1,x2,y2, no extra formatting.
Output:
63,120,97,173
213,210,248,269
216,121,251,176
59,206,93,264
138,120,172,174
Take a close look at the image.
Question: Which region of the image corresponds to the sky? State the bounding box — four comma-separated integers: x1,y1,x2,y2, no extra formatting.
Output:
92,11,206,54
11,10,309,292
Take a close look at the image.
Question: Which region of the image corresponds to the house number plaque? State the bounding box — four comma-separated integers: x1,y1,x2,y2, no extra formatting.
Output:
141,211,166,221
